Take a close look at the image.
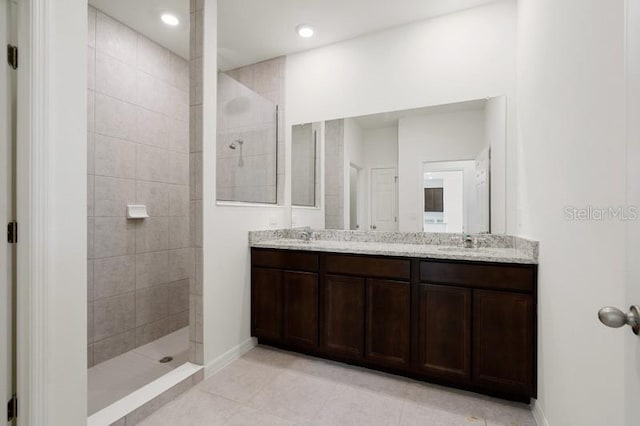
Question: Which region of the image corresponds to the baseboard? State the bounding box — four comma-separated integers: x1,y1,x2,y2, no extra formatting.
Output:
531,399,550,426
204,337,258,378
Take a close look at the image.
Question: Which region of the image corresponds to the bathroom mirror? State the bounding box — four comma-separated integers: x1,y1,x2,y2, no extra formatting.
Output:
290,96,507,233
291,122,321,207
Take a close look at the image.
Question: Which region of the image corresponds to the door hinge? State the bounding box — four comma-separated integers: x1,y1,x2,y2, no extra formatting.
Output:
7,44,18,70
7,221,17,244
7,395,17,421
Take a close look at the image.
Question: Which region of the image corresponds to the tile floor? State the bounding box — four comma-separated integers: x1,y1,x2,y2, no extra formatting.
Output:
88,327,190,415
138,345,535,426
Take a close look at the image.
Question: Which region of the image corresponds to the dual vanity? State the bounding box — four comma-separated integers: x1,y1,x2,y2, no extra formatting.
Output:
249,230,538,402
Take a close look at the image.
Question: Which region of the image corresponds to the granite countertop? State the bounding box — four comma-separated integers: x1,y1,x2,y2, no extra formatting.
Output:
249,230,538,265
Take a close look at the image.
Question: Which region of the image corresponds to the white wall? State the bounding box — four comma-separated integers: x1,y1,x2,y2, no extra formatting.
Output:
286,1,517,231
517,0,627,424
201,0,290,370
398,109,485,231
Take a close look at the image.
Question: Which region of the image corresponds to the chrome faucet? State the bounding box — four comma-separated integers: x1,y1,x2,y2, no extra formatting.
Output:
463,234,474,249
300,229,315,242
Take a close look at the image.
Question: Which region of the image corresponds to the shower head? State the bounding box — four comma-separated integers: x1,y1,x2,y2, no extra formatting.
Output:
229,139,243,150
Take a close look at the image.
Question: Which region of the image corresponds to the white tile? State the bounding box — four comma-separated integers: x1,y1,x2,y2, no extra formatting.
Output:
95,11,137,66
136,107,170,150
170,152,190,185
137,144,170,183
136,251,170,290
136,71,172,116
94,134,136,179
88,47,96,91
93,255,136,299
95,93,137,141
93,217,135,258
198,357,281,403
225,406,296,426
87,132,95,175
95,52,137,104
316,383,405,426
137,389,240,426
400,402,486,426
135,217,169,253
136,181,170,217
168,184,189,216
248,370,337,423
94,176,135,217
88,7,96,48
137,35,172,83
133,327,189,362
88,90,95,132
88,350,172,414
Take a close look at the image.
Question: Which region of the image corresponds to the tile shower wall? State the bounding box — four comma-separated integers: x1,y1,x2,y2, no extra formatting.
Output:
216,74,278,203
225,57,286,204
325,119,345,229
87,7,191,367
291,123,320,207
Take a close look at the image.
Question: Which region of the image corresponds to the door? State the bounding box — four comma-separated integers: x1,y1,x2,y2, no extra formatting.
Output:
1,0,16,422
251,268,283,340
283,271,318,349
370,168,397,231
365,279,410,368
321,275,364,359
625,1,640,423
416,284,471,381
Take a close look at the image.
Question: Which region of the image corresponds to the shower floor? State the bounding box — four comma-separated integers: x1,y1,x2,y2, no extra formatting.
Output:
88,327,190,415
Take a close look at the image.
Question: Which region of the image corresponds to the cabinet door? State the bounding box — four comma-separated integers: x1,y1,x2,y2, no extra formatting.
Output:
251,267,283,340
416,284,471,381
473,289,533,397
321,275,365,358
283,271,318,349
365,279,411,368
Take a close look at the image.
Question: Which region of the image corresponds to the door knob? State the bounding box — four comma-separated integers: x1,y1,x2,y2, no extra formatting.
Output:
598,305,640,335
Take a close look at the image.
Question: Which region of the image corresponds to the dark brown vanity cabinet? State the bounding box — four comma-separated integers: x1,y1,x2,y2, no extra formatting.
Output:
251,248,537,402
251,251,319,350
416,284,472,381
322,275,365,358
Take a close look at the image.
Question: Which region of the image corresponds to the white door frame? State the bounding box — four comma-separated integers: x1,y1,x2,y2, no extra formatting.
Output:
16,0,88,424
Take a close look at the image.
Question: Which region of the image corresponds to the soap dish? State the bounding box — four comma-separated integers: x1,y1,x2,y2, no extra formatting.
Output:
126,205,149,219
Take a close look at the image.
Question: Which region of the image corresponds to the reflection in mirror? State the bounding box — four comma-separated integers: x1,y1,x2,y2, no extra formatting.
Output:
292,122,320,207
349,165,361,230
295,96,506,233
216,73,279,204
423,156,489,234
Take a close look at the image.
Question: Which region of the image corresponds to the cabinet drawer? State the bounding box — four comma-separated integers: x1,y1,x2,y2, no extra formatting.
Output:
420,260,535,292
252,248,319,272
325,254,410,280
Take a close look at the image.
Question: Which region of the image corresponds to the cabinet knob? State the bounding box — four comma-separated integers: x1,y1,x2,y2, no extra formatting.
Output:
598,305,640,335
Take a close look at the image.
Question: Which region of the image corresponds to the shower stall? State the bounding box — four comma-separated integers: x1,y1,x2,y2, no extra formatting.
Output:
87,5,193,415
216,73,279,204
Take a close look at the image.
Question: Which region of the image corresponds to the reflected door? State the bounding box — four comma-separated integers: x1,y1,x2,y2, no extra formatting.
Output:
370,168,398,232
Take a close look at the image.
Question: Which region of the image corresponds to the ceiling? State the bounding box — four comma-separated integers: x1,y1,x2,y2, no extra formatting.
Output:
89,0,498,68
89,0,190,59
353,99,487,130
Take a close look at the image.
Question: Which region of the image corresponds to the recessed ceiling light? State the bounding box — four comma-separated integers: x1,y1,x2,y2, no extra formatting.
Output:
161,13,180,27
296,24,315,38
